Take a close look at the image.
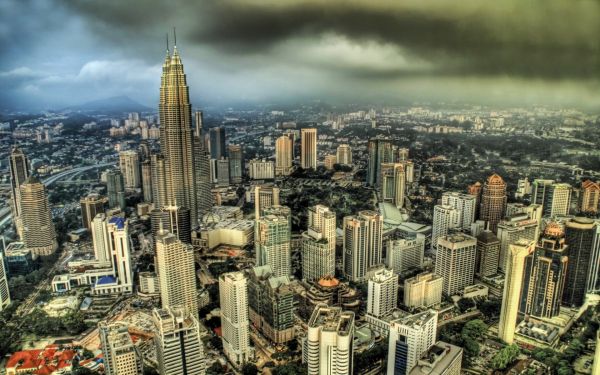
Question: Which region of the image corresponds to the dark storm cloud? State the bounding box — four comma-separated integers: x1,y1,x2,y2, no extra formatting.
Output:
65,0,600,80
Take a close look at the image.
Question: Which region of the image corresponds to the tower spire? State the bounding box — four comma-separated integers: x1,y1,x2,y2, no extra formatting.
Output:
166,32,169,54
173,27,177,48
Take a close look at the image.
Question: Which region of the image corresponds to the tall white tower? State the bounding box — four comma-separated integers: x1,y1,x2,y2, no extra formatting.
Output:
219,272,253,368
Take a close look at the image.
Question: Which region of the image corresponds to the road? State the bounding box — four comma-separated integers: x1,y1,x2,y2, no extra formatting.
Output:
0,163,113,229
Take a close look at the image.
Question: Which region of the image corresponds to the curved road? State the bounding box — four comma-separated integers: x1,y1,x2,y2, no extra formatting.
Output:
0,163,114,229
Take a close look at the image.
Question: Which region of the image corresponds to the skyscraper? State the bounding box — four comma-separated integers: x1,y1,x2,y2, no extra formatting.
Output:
579,180,600,214
475,230,500,277
159,44,198,224
255,206,291,278
150,205,192,245
301,128,317,169
467,181,483,219
275,135,293,176
563,217,597,307
8,146,30,234
119,150,141,189
141,160,153,202
209,127,227,160
586,223,600,293
496,213,539,272
150,154,167,208
302,205,337,282
431,205,460,252
228,144,243,184
219,271,253,368
343,210,383,282
106,170,126,210
387,310,438,375
253,185,280,219
387,238,425,274
381,163,405,208
441,192,476,230
367,268,398,318
0,250,10,312
336,144,352,165
520,223,568,318
153,306,206,375
155,227,197,314
532,180,572,217
367,138,394,187
404,272,443,309
479,173,507,233
499,240,534,344
434,234,477,296
99,322,143,375
307,305,355,375
193,111,213,218
80,193,108,231
19,177,57,256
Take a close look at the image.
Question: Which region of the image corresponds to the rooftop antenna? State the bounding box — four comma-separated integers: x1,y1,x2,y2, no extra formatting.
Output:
166,32,169,53
173,27,177,47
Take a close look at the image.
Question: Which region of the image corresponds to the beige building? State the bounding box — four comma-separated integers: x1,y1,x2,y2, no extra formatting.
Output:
409,341,462,375
19,176,57,256
580,180,600,214
480,173,507,233
367,268,398,318
119,150,140,189
404,272,443,308
387,238,425,274
381,163,405,208
336,144,352,165
302,205,337,282
255,207,291,278
324,154,337,170
434,234,476,296
248,159,275,180
497,213,539,272
253,185,280,219
80,193,108,230
275,135,293,176
99,322,143,375
343,210,383,282
301,128,317,169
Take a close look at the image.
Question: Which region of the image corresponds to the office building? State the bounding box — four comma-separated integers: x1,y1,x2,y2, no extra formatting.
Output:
498,240,534,344
387,310,438,375
336,144,352,165
219,272,253,368
3,242,34,276
532,180,572,217
309,205,337,252
497,214,539,273
580,180,600,214
324,155,337,170
255,206,291,278
476,230,500,277
0,249,10,312
153,306,206,375
367,268,398,318
563,217,597,307
247,265,295,344
150,154,167,208
520,223,568,318
343,211,383,281
381,163,405,208
301,128,317,169
119,150,140,189
248,159,275,180
209,127,226,160
587,223,600,293
99,322,143,375
276,135,293,176
479,173,507,233
141,160,153,202
387,238,425,274
215,157,230,186
228,144,243,184
307,305,355,375
150,205,192,244
441,192,476,230
409,342,462,375
106,170,126,210
80,193,108,230
193,111,214,217
467,181,483,219
505,203,543,223
155,227,198,314
254,185,280,219
8,146,30,234
367,137,395,187
19,177,57,256
431,205,460,252
404,272,443,309
302,206,336,282
434,234,476,296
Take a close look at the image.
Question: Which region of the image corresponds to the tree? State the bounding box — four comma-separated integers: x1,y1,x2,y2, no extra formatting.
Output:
242,363,258,375
272,363,308,375
143,367,159,375
462,337,480,359
491,344,520,370
457,298,475,313
461,319,487,341
206,361,225,375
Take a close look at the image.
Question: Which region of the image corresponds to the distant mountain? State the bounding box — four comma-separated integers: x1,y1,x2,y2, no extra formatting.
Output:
63,96,152,113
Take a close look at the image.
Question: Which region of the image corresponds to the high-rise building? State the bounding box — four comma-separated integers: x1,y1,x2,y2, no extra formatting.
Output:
153,306,206,375
467,181,483,219
302,205,336,281
8,146,30,234
404,272,443,309
336,144,352,165
520,223,568,318
19,177,57,256
586,223,600,294
119,150,141,189
367,268,398,318
307,305,355,375
592,331,600,375
140,160,153,202
301,128,317,169
505,203,543,223
324,155,337,170
215,157,230,186
193,111,213,218
387,238,425,274
80,193,108,230
409,341,462,375
150,205,192,244
248,159,275,180
532,180,572,217
431,205,460,252
496,213,539,272
159,46,198,224
563,217,597,307
434,234,476,296
155,227,197,314
255,206,291,278
228,144,243,184
580,180,600,214
498,240,534,344
209,127,226,160
387,310,438,375
343,210,383,281
381,163,405,208
99,322,143,375
475,230,500,277
254,185,280,219
441,192,476,230
367,138,395,187
0,249,10,312
275,135,293,176
106,170,126,210
150,154,167,208
219,272,253,368
479,173,507,233
247,265,295,344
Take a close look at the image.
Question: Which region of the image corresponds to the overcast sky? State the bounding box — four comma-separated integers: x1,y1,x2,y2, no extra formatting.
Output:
1,0,600,111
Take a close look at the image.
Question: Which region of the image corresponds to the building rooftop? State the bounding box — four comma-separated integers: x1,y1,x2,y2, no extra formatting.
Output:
309,305,354,336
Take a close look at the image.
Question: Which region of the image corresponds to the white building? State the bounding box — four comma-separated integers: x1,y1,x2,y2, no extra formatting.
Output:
118,150,140,189
99,322,143,375
441,192,476,230
387,310,438,375
431,205,460,251
387,238,425,274
434,234,476,296
367,268,399,318
219,272,253,368
248,159,275,180
404,272,443,309
255,207,291,278
343,211,383,282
